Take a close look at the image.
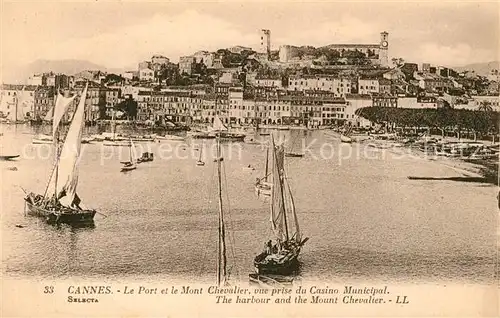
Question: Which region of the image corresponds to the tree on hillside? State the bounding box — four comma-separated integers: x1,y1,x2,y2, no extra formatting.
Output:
116,97,138,120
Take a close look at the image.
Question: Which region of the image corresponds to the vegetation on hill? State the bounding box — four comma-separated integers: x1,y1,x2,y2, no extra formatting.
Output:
356,104,499,139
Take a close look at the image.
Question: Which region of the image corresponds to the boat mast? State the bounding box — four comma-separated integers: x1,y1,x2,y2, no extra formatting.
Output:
215,84,228,286
52,84,63,201
112,108,116,140
14,89,18,122
129,138,133,163
264,146,269,182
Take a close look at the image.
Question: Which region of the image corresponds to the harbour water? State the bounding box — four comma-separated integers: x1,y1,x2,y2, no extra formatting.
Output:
1,125,497,284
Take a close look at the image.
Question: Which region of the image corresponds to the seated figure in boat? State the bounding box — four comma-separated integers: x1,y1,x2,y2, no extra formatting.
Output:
264,240,272,254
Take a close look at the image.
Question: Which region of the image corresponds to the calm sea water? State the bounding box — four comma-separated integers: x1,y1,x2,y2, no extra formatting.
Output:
1,124,498,284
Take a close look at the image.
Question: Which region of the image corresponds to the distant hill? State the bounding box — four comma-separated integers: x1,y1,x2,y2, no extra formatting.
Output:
1,59,131,84
452,61,499,76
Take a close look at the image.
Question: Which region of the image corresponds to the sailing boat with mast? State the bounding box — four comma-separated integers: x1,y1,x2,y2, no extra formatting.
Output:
121,139,138,171
196,141,205,166
24,83,97,225
5,86,29,124
252,136,308,276
254,144,272,197
211,115,246,142
285,131,304,157
340,124,353,143
103,108,130,147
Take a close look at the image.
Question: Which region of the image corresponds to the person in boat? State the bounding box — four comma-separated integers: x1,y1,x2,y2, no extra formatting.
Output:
265,240,273,255
255,178,260,186
273,240,281,254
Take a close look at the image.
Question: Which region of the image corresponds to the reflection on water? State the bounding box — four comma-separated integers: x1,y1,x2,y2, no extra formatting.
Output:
1,124,498,284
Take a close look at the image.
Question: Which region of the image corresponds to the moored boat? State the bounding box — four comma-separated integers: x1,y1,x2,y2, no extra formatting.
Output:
156,134,185,141
32,134,53,144
253,136,308,276
0,154,20,160
340,134,353,143
285,152,304,158
196,141,205,166
24,83,97,226
121,139,138,171
255,146,272,197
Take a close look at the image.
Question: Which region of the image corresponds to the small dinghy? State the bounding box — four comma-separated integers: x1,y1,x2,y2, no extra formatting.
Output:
0,155,20,160
120,139,137,172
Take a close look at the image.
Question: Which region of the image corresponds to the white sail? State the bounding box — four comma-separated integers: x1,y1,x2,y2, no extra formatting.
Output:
270,138,287,241
43,106,54,121
46,83,88,207
130,139,137,164
212,115,228,132
52,92,76,138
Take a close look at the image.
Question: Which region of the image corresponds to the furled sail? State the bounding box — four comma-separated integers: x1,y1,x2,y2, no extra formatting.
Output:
46,83,88,207
212,115,228,132
270,138,286,241
52,91,76,138
270,136,301,243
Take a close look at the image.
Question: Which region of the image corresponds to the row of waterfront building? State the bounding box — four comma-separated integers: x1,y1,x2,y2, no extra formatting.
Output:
1,80,498,127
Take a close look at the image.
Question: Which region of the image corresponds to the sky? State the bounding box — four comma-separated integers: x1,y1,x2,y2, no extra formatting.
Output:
1,0,499,74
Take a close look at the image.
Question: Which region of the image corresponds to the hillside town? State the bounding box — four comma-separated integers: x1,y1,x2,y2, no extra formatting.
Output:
1,30,499,129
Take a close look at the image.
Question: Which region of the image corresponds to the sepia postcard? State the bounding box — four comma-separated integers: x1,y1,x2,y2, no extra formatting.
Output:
1,0,499,317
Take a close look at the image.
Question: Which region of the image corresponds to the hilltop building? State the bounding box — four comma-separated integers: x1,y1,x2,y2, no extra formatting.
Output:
259,29,271,58
279,31,389,67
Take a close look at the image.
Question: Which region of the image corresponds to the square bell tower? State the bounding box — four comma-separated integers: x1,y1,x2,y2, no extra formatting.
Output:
379,31,389,67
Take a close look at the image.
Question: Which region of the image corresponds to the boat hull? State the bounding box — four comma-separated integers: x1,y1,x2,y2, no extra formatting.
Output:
254,250,300,275
191,133,216,139
32,139,53,144
340,135,353,143
285,153,304,158
0,155,20,160
103,140,131,147
24,200,96,225
121,164,137,171
219,134,246,142
254,238,308,275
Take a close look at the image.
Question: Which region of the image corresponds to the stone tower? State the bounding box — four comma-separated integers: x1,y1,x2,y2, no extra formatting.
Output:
379,31,389,67
259,29,271,58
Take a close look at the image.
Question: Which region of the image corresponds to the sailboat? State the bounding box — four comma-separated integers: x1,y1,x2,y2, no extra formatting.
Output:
33,89,75,144
120,139,137,171
254,145,272,197
103,109,130,147
196,141,205,166
5,86,29,124
24,83,97,225
252,136,308,276
211,115,245,142
340,125,353,143
285,132,304,157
